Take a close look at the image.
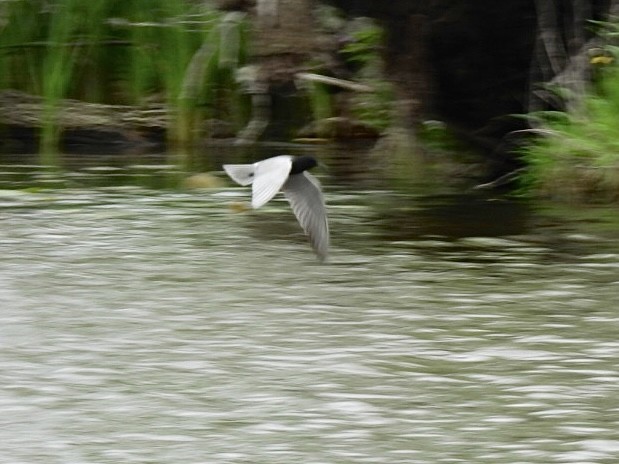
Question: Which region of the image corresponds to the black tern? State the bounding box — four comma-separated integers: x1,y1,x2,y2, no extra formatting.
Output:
223,155,329,260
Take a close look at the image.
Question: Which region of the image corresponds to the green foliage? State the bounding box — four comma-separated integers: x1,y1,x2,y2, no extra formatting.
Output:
0,0,247,157
518,19,619,202
302,14,392,134
339,22,383,66
40,0,90,155
344,20,392,132
349,79,393,132
519,65,619,201
418,120,466,153
307,82,332,123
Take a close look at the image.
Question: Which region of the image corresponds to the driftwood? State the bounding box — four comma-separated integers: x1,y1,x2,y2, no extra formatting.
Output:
0,90,168,152
0,90,168,130
295,73,374,93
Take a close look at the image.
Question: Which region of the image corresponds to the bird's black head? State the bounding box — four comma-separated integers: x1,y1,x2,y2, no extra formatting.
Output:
290,155,318,175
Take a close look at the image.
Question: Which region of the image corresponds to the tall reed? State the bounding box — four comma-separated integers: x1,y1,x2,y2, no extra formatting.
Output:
162,3,206,150
40,0,82,159
0,0,248,159
177,11,247,151
124,1,159,104
0,0,46,94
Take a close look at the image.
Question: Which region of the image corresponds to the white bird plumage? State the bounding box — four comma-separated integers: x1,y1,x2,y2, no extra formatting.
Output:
223,155,329,260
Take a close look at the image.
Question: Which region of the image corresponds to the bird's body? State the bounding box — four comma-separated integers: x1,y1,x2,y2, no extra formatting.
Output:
223,155,329,260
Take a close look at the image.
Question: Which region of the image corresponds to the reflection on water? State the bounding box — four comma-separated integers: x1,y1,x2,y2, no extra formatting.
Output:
1,148,619,463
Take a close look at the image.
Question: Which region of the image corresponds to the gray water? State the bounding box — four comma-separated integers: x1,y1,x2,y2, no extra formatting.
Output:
1,156,619,463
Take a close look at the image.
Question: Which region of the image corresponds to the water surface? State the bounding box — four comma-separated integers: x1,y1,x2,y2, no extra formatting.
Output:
1,152,619,463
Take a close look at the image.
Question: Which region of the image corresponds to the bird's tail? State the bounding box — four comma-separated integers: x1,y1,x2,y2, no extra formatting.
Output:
223,164,255,186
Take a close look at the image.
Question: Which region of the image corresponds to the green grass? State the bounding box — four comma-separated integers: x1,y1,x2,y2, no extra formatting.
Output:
518,20,619,202
519,64,619,202
0,0,247,160
40,0,92,157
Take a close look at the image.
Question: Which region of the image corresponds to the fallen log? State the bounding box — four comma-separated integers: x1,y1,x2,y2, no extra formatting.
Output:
0,90,168,153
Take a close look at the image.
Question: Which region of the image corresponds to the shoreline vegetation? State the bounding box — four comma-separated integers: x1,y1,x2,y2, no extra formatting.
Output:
0,1,618,203
517,19,619,203
0,1,247,157
0,1,384,152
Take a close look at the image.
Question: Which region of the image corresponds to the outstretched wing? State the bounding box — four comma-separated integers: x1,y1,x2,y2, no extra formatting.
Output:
251,155,292,208
223,164,255,186
283,172,329,260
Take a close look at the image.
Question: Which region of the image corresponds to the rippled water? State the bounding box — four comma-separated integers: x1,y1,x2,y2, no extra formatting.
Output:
1,154,619,463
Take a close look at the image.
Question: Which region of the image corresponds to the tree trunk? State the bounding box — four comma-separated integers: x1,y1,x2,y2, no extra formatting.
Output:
383,13,432,131
235,0,319,142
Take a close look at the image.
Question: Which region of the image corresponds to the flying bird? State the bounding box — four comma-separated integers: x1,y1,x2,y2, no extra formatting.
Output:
223,155,329,260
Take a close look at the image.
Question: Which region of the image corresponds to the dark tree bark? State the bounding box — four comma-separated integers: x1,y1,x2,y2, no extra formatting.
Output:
327,0,614,171
218,0,616,166
383,13,433,130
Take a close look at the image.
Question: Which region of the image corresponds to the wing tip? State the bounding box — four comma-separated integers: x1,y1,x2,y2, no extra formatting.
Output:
251,197,265,209
223,164,255,186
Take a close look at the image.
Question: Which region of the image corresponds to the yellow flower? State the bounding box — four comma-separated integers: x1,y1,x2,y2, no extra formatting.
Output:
590,55,614,65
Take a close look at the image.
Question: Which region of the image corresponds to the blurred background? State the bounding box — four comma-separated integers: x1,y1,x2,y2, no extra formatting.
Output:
1,1,619,463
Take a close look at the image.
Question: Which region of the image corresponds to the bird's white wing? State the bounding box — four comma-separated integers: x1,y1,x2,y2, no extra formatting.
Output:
223,164,255,186
283,172,329,260
252,155,292,208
